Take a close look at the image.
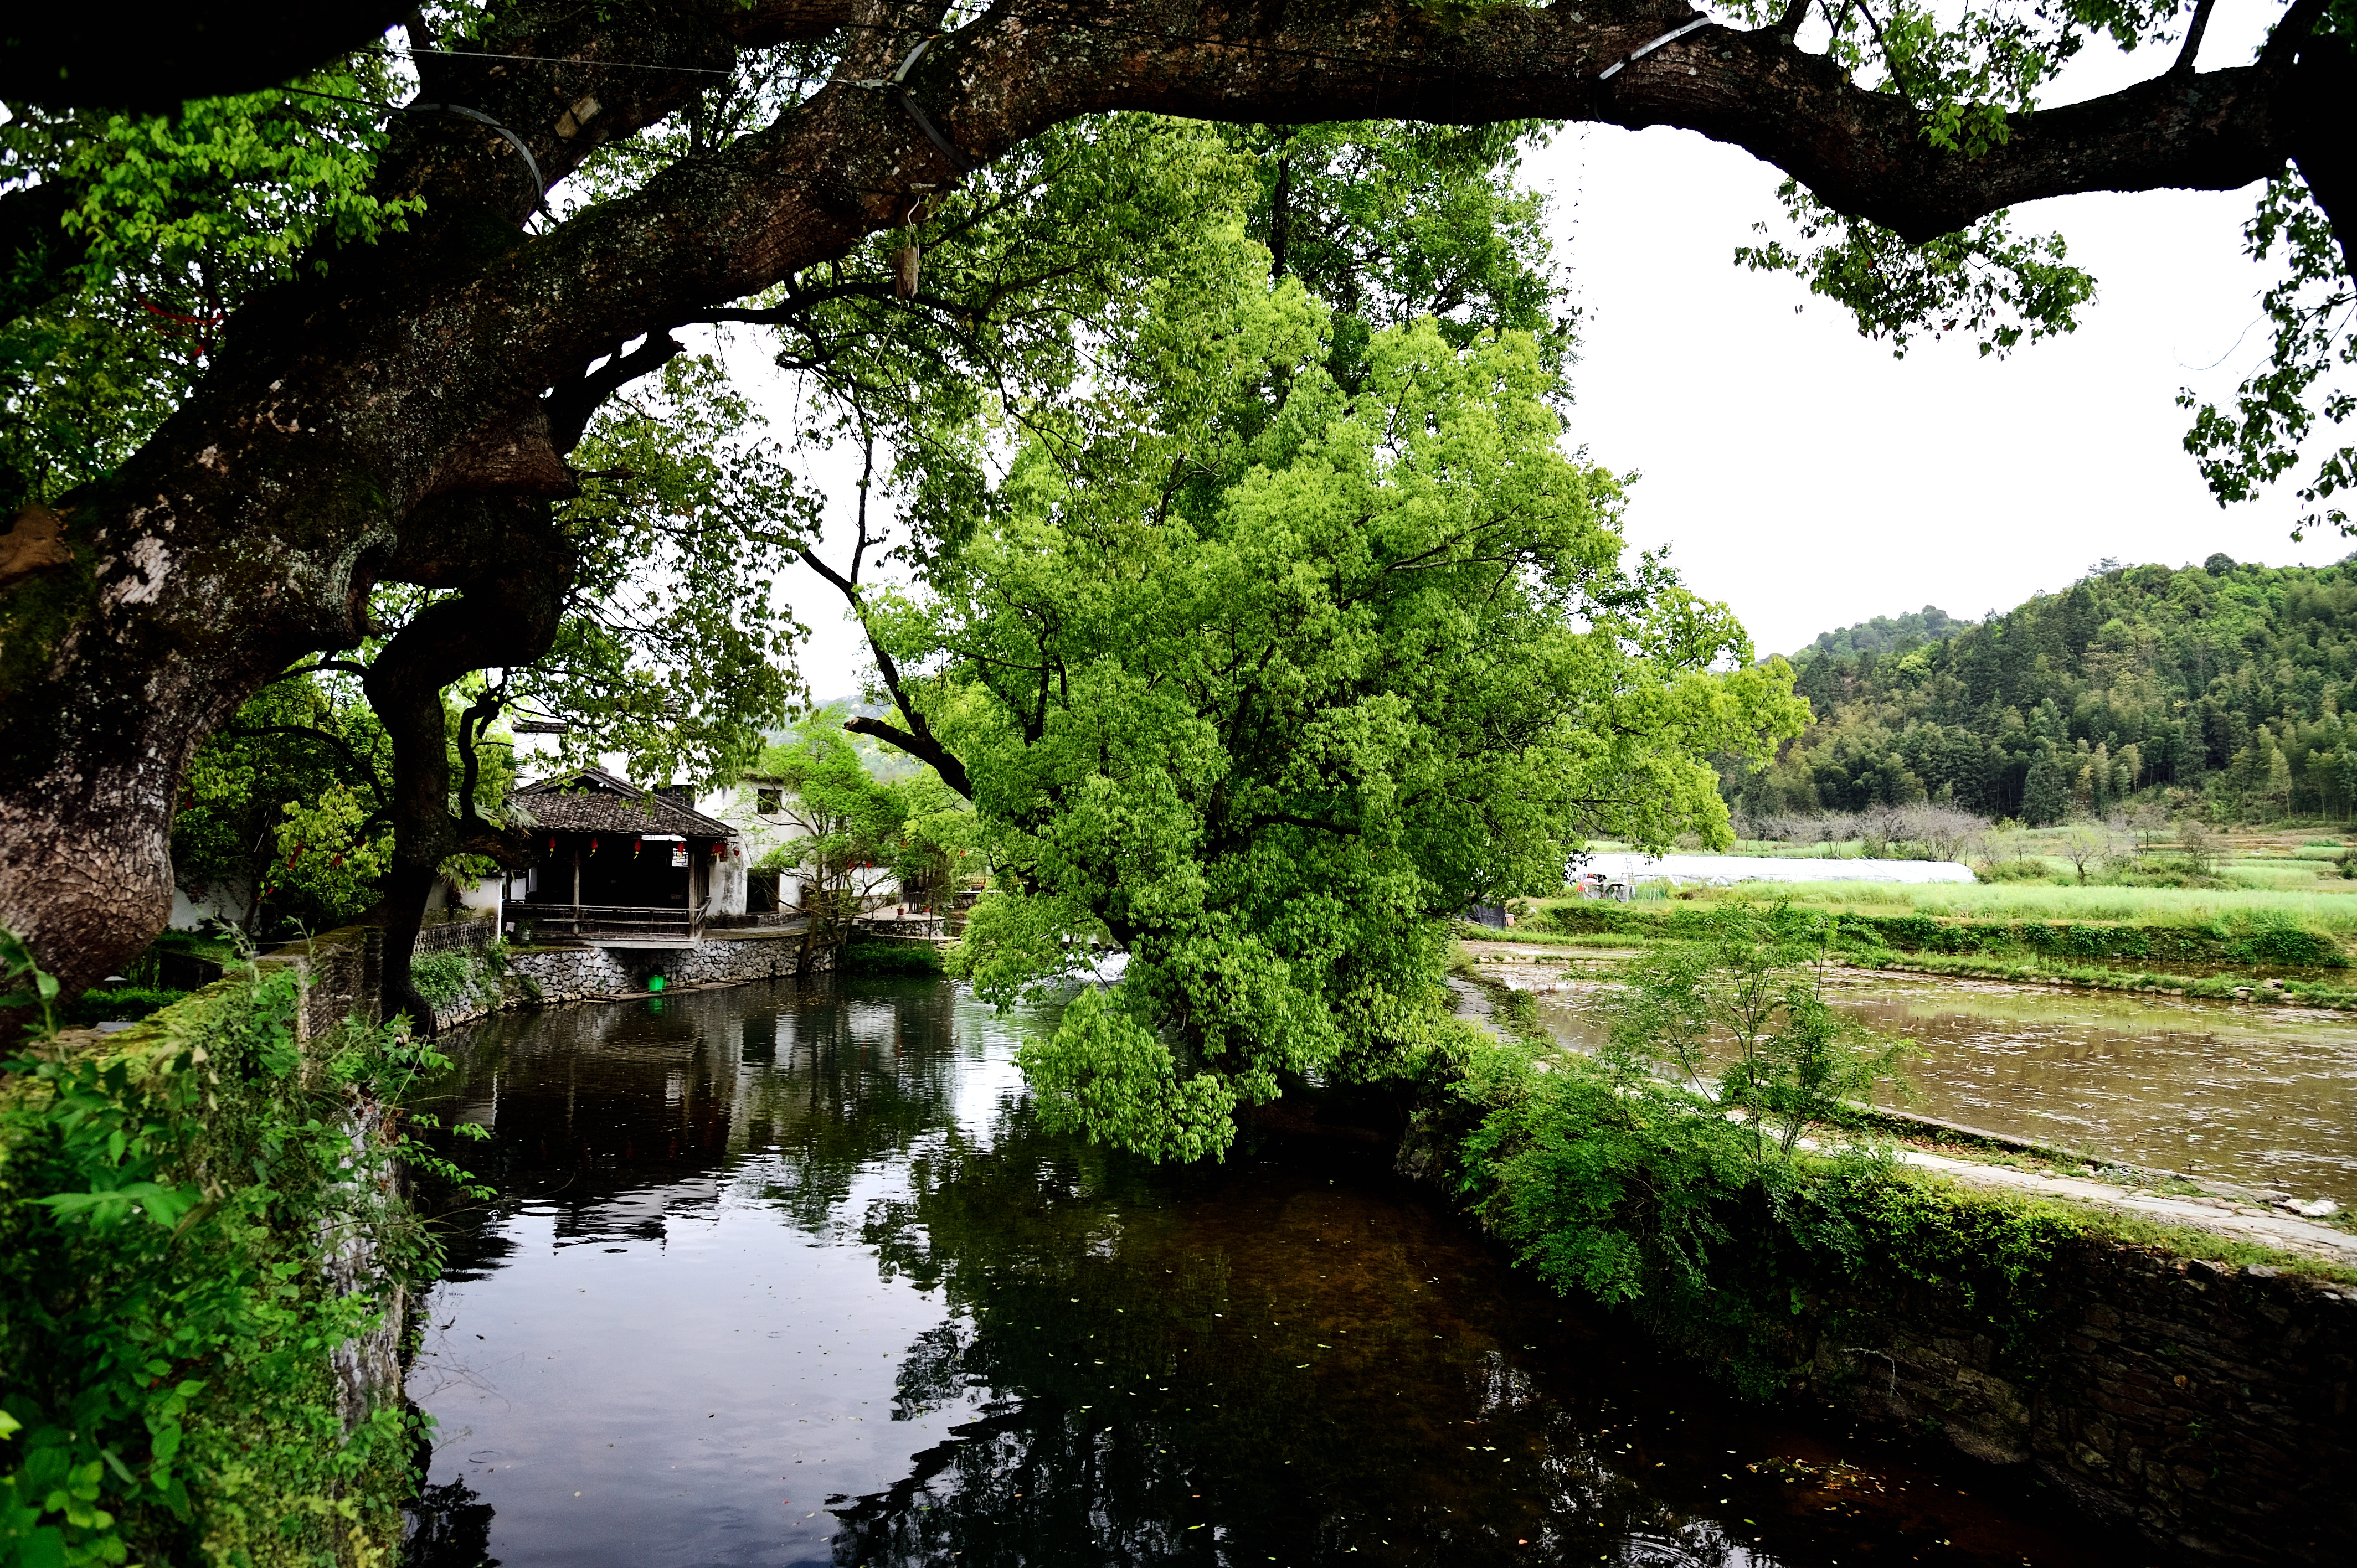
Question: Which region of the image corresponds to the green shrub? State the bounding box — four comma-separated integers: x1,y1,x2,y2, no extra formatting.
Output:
1455,1033,2098,1390
2217,911,2344,966
840,937,946,976
1,944,450,1567
409,950,479,1006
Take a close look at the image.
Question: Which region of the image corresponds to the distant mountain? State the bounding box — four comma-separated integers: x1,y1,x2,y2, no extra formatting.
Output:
1794,605,1972,661
1726,558,2357,825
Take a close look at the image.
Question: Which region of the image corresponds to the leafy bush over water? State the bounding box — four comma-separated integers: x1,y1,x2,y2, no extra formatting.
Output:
1451,901,2354,1392
1449,905,2102,1390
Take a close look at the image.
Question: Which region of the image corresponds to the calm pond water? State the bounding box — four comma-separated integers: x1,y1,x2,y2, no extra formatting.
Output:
401,974,2122,1568
1521,972,2357,1209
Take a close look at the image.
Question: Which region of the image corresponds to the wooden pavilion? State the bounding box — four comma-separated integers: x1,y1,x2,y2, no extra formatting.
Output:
504,768,744,945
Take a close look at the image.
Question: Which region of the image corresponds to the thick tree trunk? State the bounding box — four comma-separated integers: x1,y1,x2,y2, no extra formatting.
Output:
363,502,572,1028
0,0,2346,998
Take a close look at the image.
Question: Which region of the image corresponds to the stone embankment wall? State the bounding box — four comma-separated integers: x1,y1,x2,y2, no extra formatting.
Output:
1394,1103,2353,1565
255,927,410,1425
283,921,382,1039
1813,1246,2354,1563
363,912,838,1029
501,929,835,1007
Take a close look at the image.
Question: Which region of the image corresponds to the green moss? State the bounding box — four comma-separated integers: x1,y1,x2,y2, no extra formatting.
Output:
61,984,188,1025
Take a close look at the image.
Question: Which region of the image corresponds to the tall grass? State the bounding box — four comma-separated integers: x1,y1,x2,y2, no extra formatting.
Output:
1713,880,2357,933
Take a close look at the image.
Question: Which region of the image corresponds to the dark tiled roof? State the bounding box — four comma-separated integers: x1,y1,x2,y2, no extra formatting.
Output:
510,768,738,838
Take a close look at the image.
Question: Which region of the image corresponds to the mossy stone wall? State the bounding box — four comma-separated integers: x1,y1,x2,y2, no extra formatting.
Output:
1795,1241,2354,1561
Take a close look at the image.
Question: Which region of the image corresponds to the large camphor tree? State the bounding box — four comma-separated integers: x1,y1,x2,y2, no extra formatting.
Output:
0,0,2350,996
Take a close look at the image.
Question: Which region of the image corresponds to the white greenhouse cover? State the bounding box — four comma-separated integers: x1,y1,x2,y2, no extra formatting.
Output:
1574,853,1977,886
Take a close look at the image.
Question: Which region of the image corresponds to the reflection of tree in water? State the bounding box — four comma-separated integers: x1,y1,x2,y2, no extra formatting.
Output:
402,1472,498,1568
403,978,1785,1567
738,981,969,1232
407,976,970,1266
835,1112,1769,1567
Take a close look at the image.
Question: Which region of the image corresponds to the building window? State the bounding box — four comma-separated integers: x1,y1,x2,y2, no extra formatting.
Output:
756,788,781,814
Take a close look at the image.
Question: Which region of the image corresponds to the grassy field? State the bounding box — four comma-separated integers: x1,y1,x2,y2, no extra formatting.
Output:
1572,825,2357,933
1696,879,2357,933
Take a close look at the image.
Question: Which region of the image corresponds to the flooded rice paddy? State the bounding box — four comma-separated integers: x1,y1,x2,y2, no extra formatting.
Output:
1516,963,2357,1210
400,974,2122,1568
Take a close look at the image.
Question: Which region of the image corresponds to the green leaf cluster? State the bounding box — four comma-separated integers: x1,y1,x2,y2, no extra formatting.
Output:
536,355,812,790
1735,179,2093,359
172,674,393,935
1227,120,1572,392
1718,2,2351,527
2180,171,2357,542
1,59,416,503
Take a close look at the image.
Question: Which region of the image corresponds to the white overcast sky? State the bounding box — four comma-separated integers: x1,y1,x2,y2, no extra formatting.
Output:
758,0,2332,694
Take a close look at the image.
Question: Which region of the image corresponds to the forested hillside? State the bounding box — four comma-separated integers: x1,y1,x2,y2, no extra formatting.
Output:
1727,555,2357,825
1800,605,1973,661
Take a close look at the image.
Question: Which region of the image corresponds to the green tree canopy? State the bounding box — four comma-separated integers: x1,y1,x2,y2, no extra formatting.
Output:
754,713,967,935
857,233,1803,1158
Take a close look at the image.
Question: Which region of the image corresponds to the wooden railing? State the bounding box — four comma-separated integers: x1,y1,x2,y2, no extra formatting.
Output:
503,901,701,943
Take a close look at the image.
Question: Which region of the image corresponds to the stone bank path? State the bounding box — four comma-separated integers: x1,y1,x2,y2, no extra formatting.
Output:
1892,1146,2357,1267
1456,940,2357,1270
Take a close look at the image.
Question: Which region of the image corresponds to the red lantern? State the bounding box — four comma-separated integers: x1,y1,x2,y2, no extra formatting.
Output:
591,837,599,853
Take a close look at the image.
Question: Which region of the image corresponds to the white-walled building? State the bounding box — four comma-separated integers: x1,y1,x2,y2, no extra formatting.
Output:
490,720,898,925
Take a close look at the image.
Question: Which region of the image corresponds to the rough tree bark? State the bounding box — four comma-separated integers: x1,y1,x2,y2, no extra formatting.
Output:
362,499,573,1027
0,0,2348,996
